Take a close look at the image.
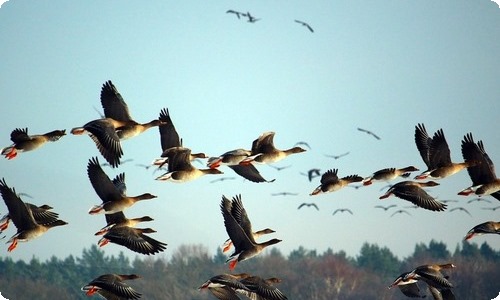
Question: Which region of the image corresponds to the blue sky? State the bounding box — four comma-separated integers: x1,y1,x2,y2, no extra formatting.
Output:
0,0,499,264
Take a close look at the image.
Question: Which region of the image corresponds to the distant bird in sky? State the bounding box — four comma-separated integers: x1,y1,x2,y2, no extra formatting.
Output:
226,9,246,19
101,158,133,167
332,208,353,216
482,206,500,211
297,203,319,210
210,177,237,183
324,152,350,160
449,207,472,217
390,210,412,217
464,221,500,240
135,163,152,170
467,197,491,204
271,192,298,196
300,168,321,182
294,20,314,32
246,12,260,23
374,204,397,211
357,127,380,140
414,123,474,180
294,141,311,150
268,164,292,171
1,127,66,160
439,199,459,203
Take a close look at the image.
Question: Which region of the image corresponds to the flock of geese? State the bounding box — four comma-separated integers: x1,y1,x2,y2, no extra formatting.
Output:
0,80,499,299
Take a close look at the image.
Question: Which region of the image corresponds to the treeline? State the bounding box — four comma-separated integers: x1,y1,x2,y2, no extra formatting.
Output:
0,240,498,299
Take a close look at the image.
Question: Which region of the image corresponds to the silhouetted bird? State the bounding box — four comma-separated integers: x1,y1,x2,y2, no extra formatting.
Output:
294,20,314,32
332,208,353,216
324,152,350,160
297,203,319,210
357,127,380,140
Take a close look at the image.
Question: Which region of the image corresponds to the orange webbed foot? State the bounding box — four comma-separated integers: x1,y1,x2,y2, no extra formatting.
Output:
7,239,18,252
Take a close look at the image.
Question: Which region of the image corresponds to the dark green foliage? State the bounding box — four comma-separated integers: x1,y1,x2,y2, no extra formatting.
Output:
0,240,498,299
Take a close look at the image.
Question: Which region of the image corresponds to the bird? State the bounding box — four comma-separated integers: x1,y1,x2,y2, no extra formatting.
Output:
101,158,133,168
1,128,66,160
87,157,157,214
238,276,288,300
198,273,252,300
310,169,363,195
220,194,276,255
332,208,353,216
155,147,223,182
268,164,292,171
98,226,167,255
0,178,67,252
363,166,419,185
467,197,491,204
98,80,163,140
208,149,252,169
294,19,314,32
135,163,152,170
300,168,321,182
271,192,298,196
71,118,124,167
374,204,397,211
246,12,260,23
81,274,141,299
390,210,412,217
208,149,275,183
449,207,472,217
379,181,447,212
464,221,500,240
153,108,207,168
239,132,306,166
414,124,475,180
357,127,380,140
220,195,282,270
297,203,319,210
210,176,237,183
458,133,500,201
226,10,246,19
94,208,154,236
0,203,59,233
403,263,456,290
71,81,163,167
440,199,459,203
324,152,350,160
482,206,500,211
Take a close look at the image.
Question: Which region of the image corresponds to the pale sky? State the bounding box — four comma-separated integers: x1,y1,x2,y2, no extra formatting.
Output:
0,0,499,264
